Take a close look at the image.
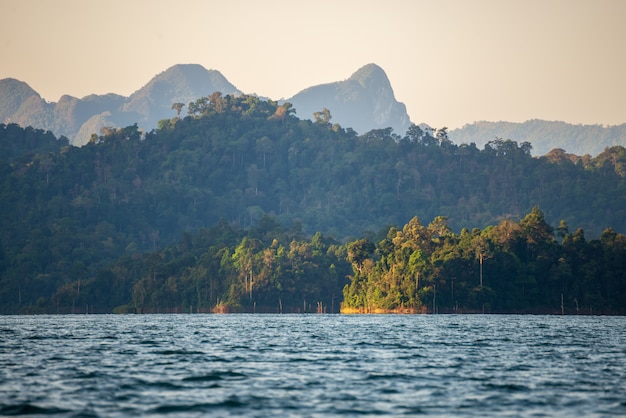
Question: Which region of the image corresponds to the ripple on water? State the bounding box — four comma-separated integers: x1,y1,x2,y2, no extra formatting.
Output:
1,314,625,417
182,370,247,382
149,398,245,414
0,403,71,416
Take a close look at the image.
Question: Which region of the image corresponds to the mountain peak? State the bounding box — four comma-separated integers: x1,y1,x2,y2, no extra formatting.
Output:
0,78,42,122
348,63,390,88
127,64,240,102
121,64,241,128
150,64,235,90
288,64,411,135
162,63,210,75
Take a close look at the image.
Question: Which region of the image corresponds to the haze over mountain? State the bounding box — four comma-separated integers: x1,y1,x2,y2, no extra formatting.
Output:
3,63,626,155
0,63,412,146
450,120,626,157
0,65,245,146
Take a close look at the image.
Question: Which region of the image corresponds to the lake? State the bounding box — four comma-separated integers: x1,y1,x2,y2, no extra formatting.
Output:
1,314,625,417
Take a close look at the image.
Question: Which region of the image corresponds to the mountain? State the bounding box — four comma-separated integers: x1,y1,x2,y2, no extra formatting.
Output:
52,93,127,141
0,78,122,142
450,120,626,157
0,79,52,130
0,64,242,146
8,63,625,152
1,63,412,145
121,64,242,130
286,64,412,136
0,78,42,122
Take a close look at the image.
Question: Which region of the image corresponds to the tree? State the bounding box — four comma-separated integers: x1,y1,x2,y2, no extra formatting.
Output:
556,220,569,242
435,127,452,147
520,206,555,250
405,124,425,143
346,239,375,273
313,108,332,125
393,216,431,254
231,237,261,302
171,102,185,117
269,102,295,122
472,235,490,288
255,136,273,169
428,216,452,240
208,92,224,113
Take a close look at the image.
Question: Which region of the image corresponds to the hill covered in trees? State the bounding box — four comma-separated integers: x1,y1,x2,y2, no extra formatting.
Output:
1,94,626,314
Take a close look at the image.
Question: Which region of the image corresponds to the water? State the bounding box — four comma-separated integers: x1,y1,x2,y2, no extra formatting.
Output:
1,315,625,417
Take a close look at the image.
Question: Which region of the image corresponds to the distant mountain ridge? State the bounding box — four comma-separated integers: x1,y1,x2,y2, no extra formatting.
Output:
450,120,626,156
0,63,412,146
5,65,626,155
0,64,242,146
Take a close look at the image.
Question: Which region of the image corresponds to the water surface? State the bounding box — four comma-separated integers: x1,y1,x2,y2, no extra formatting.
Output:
1,314,625,416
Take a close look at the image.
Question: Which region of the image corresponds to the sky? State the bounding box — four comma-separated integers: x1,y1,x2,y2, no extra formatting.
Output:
2,0,625,129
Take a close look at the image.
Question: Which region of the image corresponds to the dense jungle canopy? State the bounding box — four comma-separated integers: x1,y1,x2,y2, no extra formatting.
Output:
1,93,625,313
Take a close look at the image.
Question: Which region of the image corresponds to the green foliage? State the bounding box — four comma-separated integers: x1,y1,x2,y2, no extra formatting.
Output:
1,96,626,314
342,209,626,314
0,123,68,162
99,218,351,314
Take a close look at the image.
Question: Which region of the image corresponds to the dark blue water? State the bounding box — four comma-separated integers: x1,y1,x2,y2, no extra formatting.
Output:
1,314,625,417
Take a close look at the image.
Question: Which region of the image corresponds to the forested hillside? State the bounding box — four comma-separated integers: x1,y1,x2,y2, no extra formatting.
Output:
0,123,68,161
1,94,626,313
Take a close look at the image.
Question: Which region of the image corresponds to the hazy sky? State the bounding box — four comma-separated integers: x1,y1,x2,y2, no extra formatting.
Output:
2,0,625,129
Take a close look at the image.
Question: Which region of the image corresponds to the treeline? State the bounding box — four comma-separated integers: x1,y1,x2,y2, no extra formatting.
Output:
1,93,626,313
15,208,626,315
0,123,68,162
45,217,351,314
343,208,626,315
